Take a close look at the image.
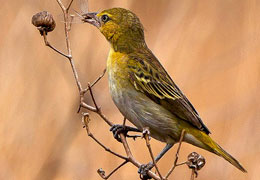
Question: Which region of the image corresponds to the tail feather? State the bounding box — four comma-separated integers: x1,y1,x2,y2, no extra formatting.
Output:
188,131,247,172
213,143,247,173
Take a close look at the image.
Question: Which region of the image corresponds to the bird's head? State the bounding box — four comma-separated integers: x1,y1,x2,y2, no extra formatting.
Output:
82,8,146,53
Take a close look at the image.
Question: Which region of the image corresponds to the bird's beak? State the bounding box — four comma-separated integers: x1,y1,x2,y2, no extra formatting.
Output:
81,12,100,28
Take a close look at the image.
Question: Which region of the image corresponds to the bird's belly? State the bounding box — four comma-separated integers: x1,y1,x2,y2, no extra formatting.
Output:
108,70,180,144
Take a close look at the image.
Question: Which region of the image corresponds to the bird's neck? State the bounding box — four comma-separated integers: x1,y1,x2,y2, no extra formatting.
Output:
109,30,146,54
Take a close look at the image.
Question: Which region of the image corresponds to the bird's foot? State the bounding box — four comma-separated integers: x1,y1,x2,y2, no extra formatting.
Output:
138,162,153,180
110,124,141,142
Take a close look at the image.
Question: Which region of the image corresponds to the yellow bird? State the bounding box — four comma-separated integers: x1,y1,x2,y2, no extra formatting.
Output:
82,8,246,173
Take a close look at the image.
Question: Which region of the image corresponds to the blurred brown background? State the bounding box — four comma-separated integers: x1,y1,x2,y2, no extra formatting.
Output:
0,0,259,179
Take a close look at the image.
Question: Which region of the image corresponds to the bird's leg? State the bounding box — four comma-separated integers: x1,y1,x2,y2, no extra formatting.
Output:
110,118,141,142
155,143,174,162
138,143,173,178
122,117,127,127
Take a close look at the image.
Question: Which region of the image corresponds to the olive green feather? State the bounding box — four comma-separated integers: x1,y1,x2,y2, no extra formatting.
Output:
127,51,210,134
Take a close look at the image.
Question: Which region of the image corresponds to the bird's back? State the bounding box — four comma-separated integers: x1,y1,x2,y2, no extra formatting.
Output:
127,47,210,134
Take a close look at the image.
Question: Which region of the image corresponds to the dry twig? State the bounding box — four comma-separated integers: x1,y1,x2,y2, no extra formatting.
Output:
165,130,186,179
143,128,164,180
97,160,128,179
82,113,127,160
190,169,195,180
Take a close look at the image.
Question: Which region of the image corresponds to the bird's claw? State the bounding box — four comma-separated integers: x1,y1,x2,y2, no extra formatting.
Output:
110,124,126,142
138,162,153,180
110,124,141,142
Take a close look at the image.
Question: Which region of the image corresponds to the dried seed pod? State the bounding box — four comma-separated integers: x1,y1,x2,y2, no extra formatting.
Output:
32,11,56,35
187,152,206,171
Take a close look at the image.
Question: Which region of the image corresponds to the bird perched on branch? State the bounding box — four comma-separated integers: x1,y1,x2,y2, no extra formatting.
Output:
82,7,246,174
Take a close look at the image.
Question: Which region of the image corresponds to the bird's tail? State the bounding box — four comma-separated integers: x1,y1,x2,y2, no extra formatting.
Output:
189,131,247,173
212,141,247,172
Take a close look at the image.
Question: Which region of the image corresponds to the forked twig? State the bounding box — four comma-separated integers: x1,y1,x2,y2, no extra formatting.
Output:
165,129,186,179
56,0,83,93
88,83,100,112
77,68,106,113
43,31,70,58
82,113,127,160
82,68,107,93
86,84,113,126
97,160,128,179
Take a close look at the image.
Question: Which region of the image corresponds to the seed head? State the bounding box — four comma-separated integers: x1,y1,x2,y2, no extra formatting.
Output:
32,11,56,35
187,152,206,171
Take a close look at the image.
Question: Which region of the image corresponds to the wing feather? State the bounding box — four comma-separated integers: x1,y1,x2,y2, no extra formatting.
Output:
128,56,210,134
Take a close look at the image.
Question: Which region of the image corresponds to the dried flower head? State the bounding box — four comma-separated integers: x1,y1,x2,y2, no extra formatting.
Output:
187,152,206,171
32,11,56,35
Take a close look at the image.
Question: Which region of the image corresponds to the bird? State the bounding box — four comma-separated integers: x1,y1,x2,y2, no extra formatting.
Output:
82,7,247,173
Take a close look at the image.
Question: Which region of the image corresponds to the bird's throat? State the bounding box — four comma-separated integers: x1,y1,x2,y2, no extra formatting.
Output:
108,31,146,54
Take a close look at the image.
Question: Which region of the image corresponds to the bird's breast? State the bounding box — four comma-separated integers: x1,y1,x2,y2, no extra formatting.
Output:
106,48,131,101
106,48,144,128
107,48,129,87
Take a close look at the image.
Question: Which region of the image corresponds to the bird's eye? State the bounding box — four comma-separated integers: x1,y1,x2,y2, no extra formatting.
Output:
101,15,110,23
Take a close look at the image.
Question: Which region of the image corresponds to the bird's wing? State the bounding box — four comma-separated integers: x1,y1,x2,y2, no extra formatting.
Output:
128,53,210,134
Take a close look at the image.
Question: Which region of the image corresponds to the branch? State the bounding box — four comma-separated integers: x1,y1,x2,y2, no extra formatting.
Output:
119,135,161,180
86,84,113,126
43,31,70,58
82,113,127,160
190,169,195,180
56,0,83,93
82,68,107,94
143,128,164,180
165,129,186,179
97,160,128,179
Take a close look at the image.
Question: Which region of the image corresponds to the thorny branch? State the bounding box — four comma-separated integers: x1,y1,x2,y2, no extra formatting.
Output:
34,0,205,179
